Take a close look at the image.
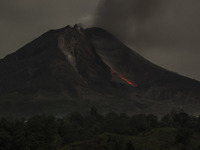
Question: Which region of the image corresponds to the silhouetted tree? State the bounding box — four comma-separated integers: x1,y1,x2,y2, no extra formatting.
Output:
175,128,191,145
69,112,84,127
126,141,135,150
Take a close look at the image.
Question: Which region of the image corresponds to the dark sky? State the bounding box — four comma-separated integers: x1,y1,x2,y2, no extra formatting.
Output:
0,0,200,81
0,0,98,57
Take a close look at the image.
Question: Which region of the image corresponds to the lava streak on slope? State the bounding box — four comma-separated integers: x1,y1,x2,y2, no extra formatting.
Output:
119,75,137,87
111,71,137,87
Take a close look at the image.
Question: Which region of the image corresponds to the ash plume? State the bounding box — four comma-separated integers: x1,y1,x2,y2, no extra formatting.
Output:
94,0,162,43
93,0,200,80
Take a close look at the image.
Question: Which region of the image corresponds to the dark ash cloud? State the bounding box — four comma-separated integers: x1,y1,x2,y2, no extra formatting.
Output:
93,0,200,80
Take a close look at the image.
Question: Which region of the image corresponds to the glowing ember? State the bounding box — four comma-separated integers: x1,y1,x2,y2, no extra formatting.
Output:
111,71,137,87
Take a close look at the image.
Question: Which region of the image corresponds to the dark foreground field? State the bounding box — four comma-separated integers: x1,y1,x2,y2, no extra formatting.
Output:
1,108,200,150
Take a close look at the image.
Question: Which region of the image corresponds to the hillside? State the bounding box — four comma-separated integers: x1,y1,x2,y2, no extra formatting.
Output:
0,25,199,116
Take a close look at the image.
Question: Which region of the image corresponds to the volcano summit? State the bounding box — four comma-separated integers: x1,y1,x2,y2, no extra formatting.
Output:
0,25,199,116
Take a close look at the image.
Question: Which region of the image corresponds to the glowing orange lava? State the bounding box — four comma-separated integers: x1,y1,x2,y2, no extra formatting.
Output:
119,75,137,87
111,71,137,87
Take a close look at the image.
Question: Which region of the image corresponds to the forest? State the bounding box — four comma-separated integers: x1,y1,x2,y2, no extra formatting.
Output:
0,108,200,150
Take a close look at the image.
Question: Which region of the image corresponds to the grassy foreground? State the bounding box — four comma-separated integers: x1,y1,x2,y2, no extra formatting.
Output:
62,128,200,150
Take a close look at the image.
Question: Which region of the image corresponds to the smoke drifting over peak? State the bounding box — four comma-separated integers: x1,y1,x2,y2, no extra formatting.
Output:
94,0,162,40
93,0,200,80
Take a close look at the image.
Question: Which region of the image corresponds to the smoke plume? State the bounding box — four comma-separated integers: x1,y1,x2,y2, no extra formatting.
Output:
93,0,200,80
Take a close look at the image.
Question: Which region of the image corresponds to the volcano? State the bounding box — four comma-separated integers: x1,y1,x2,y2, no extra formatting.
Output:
0,25,200,116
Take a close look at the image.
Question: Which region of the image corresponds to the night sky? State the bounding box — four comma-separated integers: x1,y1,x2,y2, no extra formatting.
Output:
0,0,200,80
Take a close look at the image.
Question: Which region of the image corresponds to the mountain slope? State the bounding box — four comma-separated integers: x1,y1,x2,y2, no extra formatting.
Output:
0,25,199,116
86,27,200,89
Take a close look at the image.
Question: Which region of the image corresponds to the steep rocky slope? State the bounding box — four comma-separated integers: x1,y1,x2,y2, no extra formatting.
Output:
0,25,199,116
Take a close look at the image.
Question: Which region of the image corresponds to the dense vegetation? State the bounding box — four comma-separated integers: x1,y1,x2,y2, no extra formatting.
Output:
0,108,200,150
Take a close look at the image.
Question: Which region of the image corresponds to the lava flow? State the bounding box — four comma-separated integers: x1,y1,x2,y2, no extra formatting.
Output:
111,71,137,87
119,75,137,87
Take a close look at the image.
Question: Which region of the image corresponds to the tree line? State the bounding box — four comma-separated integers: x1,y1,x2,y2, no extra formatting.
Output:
0,107,200,150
